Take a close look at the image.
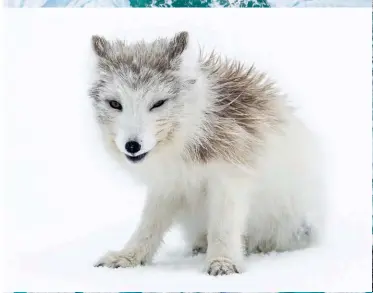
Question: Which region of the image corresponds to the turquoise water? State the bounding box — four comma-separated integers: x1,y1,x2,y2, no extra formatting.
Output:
4,0,372,7
129,0,269,7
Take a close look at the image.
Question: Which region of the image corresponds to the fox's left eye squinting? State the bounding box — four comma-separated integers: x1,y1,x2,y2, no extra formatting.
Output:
108,100,123,111
150,99,167,111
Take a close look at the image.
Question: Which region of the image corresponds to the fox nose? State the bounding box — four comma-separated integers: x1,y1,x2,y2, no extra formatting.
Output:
125,140,141,154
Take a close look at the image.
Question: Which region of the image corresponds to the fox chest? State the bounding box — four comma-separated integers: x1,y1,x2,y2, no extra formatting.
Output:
132,158,208,198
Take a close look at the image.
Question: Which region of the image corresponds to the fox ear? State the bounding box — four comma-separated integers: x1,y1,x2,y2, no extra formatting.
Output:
92,35,111,58
168,31,189,60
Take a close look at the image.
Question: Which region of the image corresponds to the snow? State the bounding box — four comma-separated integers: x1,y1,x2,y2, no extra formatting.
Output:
2,8,372,292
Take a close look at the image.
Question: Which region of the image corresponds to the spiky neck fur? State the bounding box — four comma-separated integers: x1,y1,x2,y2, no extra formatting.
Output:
177,51,289,166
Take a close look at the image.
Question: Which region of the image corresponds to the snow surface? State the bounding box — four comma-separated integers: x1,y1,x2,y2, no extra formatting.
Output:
2,8,372,292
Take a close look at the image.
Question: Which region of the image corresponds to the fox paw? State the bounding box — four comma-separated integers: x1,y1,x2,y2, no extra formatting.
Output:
94,249,145,268
206,257,241,276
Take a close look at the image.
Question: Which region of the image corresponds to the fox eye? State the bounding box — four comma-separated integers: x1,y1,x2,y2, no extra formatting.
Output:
108,100,122,111
150,99,167,111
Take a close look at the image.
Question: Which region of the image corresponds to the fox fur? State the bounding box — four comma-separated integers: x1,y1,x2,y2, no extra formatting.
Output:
89,31,325,275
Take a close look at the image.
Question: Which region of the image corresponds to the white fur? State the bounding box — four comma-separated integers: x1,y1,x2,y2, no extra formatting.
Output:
94,40,325,276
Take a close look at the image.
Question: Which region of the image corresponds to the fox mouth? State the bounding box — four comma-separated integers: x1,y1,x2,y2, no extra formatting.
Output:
125,152,148,163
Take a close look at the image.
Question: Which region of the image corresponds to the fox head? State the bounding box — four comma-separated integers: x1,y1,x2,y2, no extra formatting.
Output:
89,31,203,164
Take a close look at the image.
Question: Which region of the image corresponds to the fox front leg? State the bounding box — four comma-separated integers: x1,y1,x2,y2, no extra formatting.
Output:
95,195,180,268
205,167,250,276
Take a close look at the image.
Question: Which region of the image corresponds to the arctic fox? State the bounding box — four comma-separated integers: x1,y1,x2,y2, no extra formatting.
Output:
89,31,325,275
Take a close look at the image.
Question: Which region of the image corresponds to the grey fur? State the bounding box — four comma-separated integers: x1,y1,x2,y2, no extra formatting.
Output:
89,32,285,166
89,31,324,276
185,51,285,164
